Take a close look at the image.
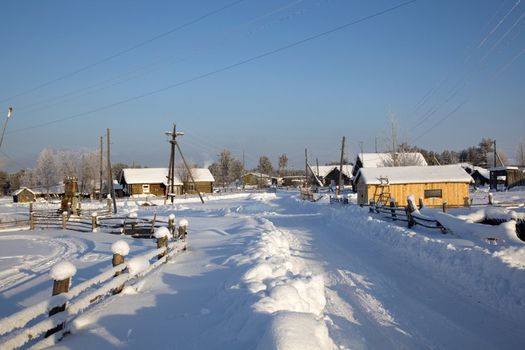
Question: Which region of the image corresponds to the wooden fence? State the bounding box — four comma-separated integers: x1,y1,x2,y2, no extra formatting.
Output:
0,233,187,350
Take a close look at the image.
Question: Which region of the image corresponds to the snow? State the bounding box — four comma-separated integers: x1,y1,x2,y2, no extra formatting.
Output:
50,261,77,281
120,168,179,186
126,256,150,276
190,168,215,182
1,190,525,349
153,226,171,239
358,164,473,184
178,218,188,227
111,240,130,256
168,213,175,220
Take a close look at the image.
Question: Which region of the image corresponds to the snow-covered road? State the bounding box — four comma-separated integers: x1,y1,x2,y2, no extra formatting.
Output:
2,192,524,349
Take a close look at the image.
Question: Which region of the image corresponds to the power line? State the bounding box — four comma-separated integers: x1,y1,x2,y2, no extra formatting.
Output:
8,0,419,135
0,0,248,104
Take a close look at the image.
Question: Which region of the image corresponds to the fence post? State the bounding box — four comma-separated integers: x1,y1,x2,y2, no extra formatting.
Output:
154,227,170,260
488,193,493,205
111,240,129,294
45,262,76,338
106,195,112,214
389,199,397,221
168,214,176,237
91,212,98,232
62,211,68,230
442,201,447,213
369,199,375,213
406,206,415,228
29,203,35,230
418,197,424,210
178,219,188,250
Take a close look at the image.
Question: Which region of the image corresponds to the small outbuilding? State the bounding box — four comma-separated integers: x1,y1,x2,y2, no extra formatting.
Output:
311,165,353,187
242,172,271,188
12,187,36,203
355,164,473,207
351,152,428,177
489,166,525,190
184,168,215,194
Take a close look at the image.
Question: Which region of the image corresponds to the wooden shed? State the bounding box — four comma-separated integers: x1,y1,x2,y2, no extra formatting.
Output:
489,166,525,190
311,165,353,187
351,152,428,177
355,165,473,207
184,168,215,194
242,172,271,188
12,187,36,203
119,168,182,197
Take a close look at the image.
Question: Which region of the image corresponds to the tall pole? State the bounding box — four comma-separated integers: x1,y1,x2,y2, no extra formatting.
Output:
107,128,117,213
304,148,308,187
0,107,13,150
375,137,378,153
338,136,346,196
493,139,497,168
99,136,103,201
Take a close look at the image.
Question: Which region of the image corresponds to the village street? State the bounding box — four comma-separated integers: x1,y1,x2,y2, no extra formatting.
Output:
24,192,521,350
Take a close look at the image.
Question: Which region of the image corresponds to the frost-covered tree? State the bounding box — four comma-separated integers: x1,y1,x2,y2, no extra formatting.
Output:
258,156,273,176
278,154,288,176
516,142,525,166
208,149,243,188
35,149,59,196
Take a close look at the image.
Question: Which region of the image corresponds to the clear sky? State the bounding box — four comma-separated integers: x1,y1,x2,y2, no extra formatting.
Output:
1,0,524,171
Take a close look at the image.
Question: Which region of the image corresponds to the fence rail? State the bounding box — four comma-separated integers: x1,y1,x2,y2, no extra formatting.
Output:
0,232,187,350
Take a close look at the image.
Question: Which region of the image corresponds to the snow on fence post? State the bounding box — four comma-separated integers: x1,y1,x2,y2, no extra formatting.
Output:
154,227,171,260
488,193,493,205
168,214,176,237
45,262,76,338
178,219,188,242
61,211,68,230
418,197,424,210
111,240,130,294
442,201,448,213
389,198,397,221
106,195,112,214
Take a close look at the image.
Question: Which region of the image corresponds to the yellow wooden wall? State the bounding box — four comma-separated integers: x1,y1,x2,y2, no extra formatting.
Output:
357,182,470,207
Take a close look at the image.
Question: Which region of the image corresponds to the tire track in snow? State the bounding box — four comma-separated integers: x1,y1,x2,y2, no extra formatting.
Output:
0,234,88,292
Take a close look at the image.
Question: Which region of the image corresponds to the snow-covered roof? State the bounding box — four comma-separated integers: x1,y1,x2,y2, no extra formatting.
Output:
460,163,489,180
356,165,473,185
12,187,35,196
190,168,215,182
357,153,428,168
121,168,182,186
312,165,352,178
243,172,271,178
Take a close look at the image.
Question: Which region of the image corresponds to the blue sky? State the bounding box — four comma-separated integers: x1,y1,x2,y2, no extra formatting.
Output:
0,0,524,171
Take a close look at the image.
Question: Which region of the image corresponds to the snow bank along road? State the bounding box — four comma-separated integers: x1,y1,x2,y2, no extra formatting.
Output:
2,192,525,349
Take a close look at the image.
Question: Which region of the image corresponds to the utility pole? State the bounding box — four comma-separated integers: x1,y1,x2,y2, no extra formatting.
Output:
316,158,319,177
99,136,103,201
106,128,117,213
304,148,308,188
166,124,204,204
375,136,378,153
338,136,346,196
0,107,13,150
493,140,497,168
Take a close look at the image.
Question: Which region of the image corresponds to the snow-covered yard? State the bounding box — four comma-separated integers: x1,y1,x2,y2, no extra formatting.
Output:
1,191,525,349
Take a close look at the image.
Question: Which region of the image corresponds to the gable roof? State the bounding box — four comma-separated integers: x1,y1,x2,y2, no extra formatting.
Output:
356,165,473,185
312,165,353,178
357,153,428,168
190,168,215,182
12,187,35,196
120,168,182,186
460,163,490,180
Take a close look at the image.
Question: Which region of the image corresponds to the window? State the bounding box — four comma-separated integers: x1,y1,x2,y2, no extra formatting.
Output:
424,189,442,198
142,184,150,193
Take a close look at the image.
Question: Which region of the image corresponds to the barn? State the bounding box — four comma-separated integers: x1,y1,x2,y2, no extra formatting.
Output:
12,187,36,203
355,164,473,207
119,168,182,197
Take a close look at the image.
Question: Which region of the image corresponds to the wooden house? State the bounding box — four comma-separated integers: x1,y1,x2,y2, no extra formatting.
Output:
281,175,305,187
351,152,428,177
183,168,215,194
12,187,36,203
242,172,271,188
119,168,182,197
355,165,473,207
460,163,490,187
489,166,525,190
